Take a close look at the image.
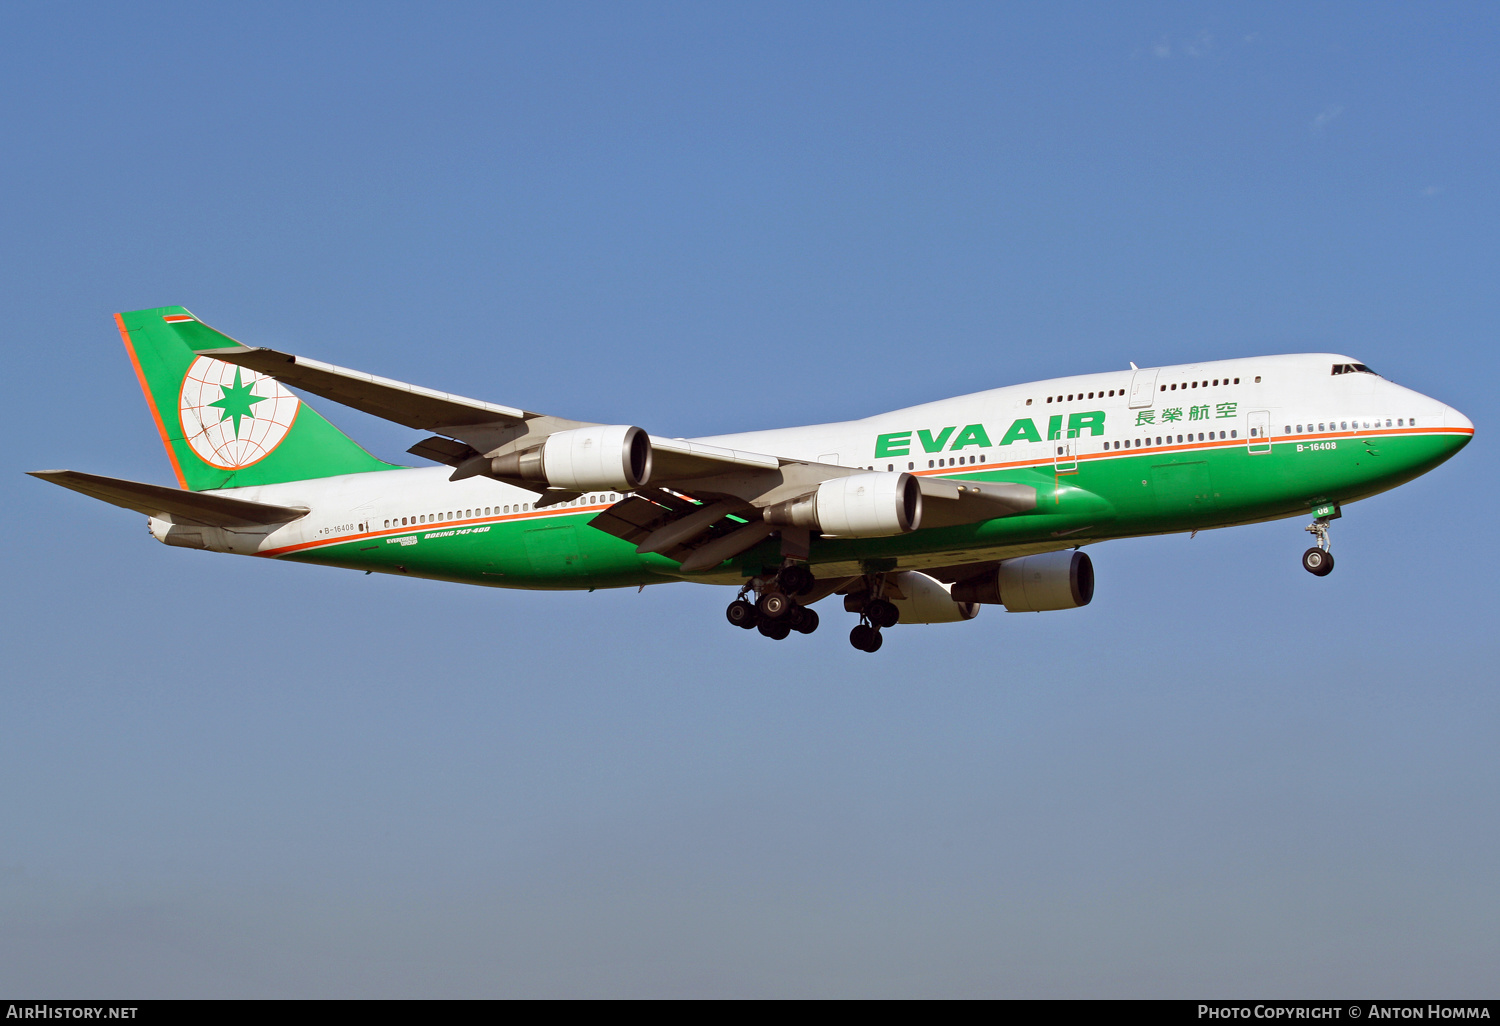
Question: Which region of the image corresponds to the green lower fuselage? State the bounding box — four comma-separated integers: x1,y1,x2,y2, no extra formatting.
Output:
265,426,1468,590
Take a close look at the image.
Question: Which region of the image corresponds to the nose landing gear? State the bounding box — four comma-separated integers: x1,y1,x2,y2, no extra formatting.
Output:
1302,502,1340,576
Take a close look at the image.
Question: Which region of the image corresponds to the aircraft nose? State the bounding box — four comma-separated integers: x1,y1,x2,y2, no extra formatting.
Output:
1445,404,1474,434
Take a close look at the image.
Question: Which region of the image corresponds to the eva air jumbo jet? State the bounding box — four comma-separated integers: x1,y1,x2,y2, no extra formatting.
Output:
33,307,1473,653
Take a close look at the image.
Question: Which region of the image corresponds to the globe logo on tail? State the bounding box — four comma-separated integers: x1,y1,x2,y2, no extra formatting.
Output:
179,356,300,469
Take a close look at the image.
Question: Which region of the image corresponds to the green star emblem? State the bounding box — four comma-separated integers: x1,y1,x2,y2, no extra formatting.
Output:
208,367,266,437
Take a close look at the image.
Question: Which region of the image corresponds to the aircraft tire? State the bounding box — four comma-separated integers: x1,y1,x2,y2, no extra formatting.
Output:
758,619,792,641
781,565,815,596
1302,547,1334,576
726,599,759,629
791,607,819,634
866,599,900,629
757,592,791,620
849,624,881,652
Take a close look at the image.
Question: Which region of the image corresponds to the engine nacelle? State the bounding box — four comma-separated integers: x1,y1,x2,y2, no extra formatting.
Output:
763,472,922,538
888,571,979,624
950,550,1094,612
490,425,652,491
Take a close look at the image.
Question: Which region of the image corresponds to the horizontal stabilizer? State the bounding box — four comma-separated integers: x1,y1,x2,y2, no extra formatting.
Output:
29,470,307,528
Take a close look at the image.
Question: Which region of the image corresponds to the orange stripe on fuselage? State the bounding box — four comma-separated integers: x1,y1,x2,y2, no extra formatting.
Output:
255,502,616,558
115,312,188,490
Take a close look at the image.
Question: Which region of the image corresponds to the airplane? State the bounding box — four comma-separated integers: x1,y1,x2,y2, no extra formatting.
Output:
31,307,1474,653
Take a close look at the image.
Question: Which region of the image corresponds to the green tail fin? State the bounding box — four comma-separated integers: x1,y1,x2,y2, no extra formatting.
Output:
116,306,399,491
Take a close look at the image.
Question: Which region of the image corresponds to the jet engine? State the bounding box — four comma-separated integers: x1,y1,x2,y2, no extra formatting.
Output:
950,550,1094,612
888,571,979,624
763,472,922,538
489,425,653,491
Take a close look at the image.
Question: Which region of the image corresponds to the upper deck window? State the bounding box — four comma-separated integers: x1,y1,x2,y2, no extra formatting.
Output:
1331,363,1377,376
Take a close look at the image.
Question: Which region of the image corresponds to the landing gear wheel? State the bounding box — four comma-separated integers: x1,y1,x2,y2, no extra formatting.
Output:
1302,547,1334,576
849,624,882,652
757,592,791,620
790,607,819,635
726,599,759,629
780,565,815,596
758,619,792,640
865,598,900,629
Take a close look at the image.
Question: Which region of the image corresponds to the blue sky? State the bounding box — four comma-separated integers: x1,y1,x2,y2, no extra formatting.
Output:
2,1,1496,996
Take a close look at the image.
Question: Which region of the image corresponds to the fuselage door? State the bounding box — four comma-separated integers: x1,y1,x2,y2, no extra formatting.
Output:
1129,368,1159,409
1247,410,1272,454
1054,438,1078,474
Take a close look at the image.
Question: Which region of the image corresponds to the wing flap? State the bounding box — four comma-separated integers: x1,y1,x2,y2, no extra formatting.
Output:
30,470,307,527
588,491,760,566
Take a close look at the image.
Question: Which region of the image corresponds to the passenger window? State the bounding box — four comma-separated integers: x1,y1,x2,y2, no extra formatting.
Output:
1231,430,1237,438
928,460,934,468
908,462,914,470
1026,398,1033,405
1234,378,1240,384
1170,383,1177,390
1340,421,1347,430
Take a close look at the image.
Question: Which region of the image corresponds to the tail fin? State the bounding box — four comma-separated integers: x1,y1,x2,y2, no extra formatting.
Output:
116,307,399,490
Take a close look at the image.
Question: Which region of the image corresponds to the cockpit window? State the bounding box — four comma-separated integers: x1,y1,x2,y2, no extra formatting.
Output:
1331,363,1377,376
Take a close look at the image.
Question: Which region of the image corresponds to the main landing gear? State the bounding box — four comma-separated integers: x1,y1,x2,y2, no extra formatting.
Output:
724,566,902,653
724,564,820,641
842,585,899,653
1301,503,1341,577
